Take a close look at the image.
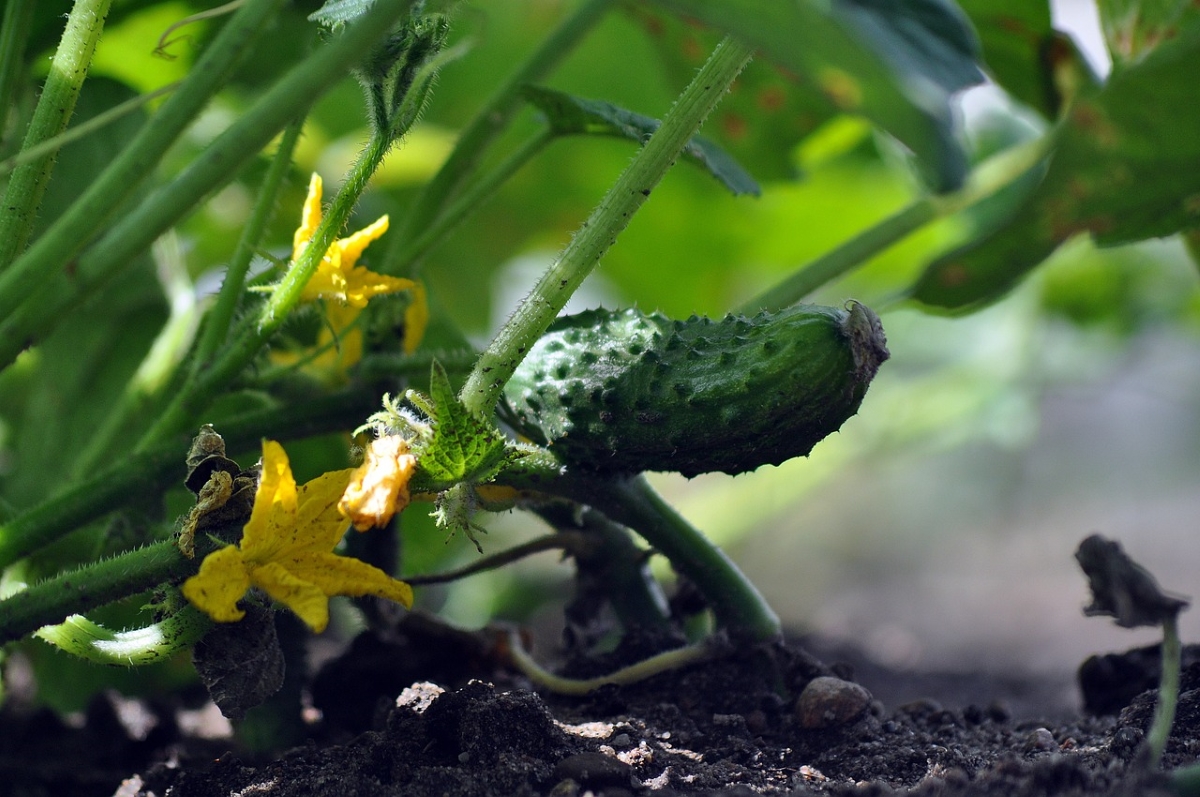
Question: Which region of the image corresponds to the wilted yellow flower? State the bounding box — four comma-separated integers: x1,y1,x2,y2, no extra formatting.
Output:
339,435,417,531
182,440,413,633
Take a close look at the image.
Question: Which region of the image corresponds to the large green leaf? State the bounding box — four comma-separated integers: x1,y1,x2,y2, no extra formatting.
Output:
522,85,760,196
911,22,1200,311
957,0,1057,115
644,0,984,191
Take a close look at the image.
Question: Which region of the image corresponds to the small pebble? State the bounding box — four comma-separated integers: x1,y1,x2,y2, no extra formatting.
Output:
1024,727,1056,753
794,676,873,729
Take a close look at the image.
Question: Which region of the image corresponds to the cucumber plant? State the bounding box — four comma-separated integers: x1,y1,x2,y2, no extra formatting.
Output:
1,0,1197,724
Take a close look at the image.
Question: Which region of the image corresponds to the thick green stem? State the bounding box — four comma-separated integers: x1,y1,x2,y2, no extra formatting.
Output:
0,0,112,271
0,0,417,371
1147,615,1182,768
0,389,378,570
390,128,552,272
389,0,612,273
459,35,754,415
564,475,781,643
0,540,188,645
0,0,36,151
0,0,281,319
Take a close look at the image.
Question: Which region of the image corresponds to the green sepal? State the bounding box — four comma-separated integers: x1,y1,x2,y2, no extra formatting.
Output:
412,361,509,485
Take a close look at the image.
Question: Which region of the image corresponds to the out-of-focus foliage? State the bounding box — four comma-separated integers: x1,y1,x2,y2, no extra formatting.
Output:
911,19,1200,310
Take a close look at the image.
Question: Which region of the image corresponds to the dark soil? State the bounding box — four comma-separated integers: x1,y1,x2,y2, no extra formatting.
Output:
3,620,1198,797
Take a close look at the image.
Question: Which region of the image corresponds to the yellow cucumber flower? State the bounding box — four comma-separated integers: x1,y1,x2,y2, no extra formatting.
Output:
295,172,413,308
282,173,428,375
182,441,413,633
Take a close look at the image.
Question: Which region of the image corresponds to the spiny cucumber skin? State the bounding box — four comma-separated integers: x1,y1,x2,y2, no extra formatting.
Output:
503,302,889,477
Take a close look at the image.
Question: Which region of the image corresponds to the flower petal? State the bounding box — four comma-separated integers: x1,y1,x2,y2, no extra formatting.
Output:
341,268,414,309
286,552,414,609
242,440,297,559
252,560,333,632
289,468,355,551
402,281,429,354
182,545,252,623
334,215,389,271
293,173,324,257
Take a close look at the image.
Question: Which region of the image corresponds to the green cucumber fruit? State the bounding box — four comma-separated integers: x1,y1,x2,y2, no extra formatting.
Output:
503,301,889,477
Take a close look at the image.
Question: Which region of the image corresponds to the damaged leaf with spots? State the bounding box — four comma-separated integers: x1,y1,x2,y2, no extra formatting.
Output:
645,0,983,191
911,22,1200,311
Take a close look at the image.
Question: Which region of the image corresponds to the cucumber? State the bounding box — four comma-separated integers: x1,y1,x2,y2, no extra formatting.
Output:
502,301,888,477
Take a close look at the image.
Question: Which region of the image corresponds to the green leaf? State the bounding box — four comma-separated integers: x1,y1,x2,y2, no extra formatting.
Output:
957,0,1057,115
1098,0,1200,64
415,361,508,484
911,23,1200,311
834,0,982,95
646,0,984,191
523,86,760,196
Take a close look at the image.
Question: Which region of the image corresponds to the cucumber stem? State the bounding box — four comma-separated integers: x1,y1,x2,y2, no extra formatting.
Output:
506,627,711,695
0,540,189,645
0,0,282,323
0,0,417,371
459,35,755,416
0,0,113,271
0,390,378,570
565,475,781,643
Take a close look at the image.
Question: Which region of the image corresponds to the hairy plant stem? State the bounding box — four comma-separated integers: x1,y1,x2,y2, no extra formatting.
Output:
0,0,417,371
741,134,1055,311
192,119,304,374
0,540,189,645
0,0,280,322
0,0,113,272
459,35,754,416
0,389,378,570
390,0,612,274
